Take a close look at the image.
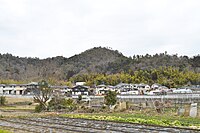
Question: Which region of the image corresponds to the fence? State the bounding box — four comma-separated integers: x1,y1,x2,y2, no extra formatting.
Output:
117,94,200,104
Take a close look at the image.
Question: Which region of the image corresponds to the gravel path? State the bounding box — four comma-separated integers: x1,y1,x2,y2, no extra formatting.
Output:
0,117,199,133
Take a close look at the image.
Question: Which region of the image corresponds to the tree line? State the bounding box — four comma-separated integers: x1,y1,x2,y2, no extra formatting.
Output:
69,66,200,88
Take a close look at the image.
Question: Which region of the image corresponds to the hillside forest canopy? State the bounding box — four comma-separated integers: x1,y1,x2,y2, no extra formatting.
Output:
0,47,199,88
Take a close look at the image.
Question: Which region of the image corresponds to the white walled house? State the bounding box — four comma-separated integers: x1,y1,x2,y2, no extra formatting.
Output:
24,82,39,95
50,85,71,95
114,83,133,93
148,89,162,95
137,83,151,94
0,82,39,95
0,84,27,95
173,88,193,93
2,84,15,95
120,90,139,95
71,85,89,96
95,85,114,95
15,84,27,95
115,83,133,89
132,84,139,89
75,82,86,86
147,85,169,95
0,84,5,94
151,83,161,90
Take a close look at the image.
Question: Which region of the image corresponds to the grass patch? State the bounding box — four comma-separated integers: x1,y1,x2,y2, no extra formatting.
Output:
0,129,11,133
60,112,200,129
0,105,35,112
94,112,200,125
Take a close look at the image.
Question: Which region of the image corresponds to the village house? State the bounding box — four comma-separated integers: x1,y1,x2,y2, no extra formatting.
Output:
146,83,168,95
119,84,139,95
71,85,89,96
151,83,161,90
0,84,5,94
173,88,193,93
120,90,139,95
114,83,133,93
0,84,27,95
50,85,71,96
95,84,114,95
75,82,86,86
137,83,151,94
132,84,139,89
181,85,200,93
23,82,39,95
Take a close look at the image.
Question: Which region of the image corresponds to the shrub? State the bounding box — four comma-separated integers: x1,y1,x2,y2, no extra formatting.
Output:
12,101,32,106
105,91,117,107
0,96,6,106
77,95,82,103
48,98,76,111
61,98,76,111
35,104,45,113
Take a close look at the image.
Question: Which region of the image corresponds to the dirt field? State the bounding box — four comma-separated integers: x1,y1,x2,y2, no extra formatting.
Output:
0,117,199,133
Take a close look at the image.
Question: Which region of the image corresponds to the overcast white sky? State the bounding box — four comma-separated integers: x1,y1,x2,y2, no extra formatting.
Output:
0,0,200,58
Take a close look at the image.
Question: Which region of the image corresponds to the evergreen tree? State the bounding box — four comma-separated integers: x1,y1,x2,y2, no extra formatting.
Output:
105,91,117,107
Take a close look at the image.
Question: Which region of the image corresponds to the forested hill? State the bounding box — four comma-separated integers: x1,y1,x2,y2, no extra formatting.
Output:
0,47,199,82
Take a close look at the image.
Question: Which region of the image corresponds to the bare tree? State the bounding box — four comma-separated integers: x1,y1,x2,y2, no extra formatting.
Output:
154,100,164,113
33,80,53,110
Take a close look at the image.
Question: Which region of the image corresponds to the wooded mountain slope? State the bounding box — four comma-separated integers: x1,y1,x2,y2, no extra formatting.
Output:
0,47,199,81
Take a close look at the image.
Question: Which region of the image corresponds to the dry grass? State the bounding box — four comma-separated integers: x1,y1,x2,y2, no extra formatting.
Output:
0,111,59,118
0,96,60,118
0,96,36,117
5,96,33,104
